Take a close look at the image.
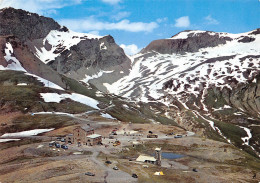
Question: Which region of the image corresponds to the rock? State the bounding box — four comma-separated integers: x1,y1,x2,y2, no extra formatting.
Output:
141,31,233,54
0,7,60,41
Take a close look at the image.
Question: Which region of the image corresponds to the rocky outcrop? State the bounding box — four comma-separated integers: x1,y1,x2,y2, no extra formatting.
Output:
141,31,232,54
48,35,131,91
228,74,260,116
0,35,66,88
0,7,131,92
0,7,61,41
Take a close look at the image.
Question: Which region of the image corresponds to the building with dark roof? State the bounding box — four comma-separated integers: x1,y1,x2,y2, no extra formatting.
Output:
67,125,102,146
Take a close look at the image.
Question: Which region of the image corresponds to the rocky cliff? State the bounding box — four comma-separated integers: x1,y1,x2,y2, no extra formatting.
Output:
0,7,61,41
0,8,131,92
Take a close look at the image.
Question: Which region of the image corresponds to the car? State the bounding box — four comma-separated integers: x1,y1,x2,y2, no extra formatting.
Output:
105,160,112,164
61,138,66,142
132,173,138,178
56,137,62,141
111,131,117,135
174,134,182,138
192,168,198,172
61,144,68,149
113,166,118,170
85,172,95,176
168,132,174,135
55,142,60,148
49,141,55,147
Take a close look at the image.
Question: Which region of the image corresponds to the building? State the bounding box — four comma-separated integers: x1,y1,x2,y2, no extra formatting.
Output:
73,126,94,145
86,134,102,146
136,155,157,164
136,147,162,166
66,125,102,146
66,134,73,144
155,147,162,166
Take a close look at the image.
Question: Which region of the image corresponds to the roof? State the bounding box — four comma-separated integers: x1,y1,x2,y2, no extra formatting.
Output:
136,155,156,162
81,126,94,132
87,134,102,139
75,126,94,132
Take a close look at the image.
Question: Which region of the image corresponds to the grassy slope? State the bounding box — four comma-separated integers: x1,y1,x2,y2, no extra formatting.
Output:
0,70,179,132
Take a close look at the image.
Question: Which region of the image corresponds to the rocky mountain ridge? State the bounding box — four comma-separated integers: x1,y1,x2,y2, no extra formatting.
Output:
0,8,131,91
106,29,260,157
0,7,259,157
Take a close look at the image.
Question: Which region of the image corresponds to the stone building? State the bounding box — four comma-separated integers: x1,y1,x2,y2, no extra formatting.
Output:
66,125,102,146
73,126,94,145
66,134,73,144
86,134,102,146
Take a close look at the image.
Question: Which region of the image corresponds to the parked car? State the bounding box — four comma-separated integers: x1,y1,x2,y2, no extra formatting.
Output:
105,160,112,164
147,134,158,138
132,173,138,178
49,141,55,147
61,138,66,142
111,131,117,135
55,142,60,148
61,144,68,149
56,137,62,141
192,168,198,172
168,132,174,135
85,172,95,176
174,134,182,138
113,166,118,170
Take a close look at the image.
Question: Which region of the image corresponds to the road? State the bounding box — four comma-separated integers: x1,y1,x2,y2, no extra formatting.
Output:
89,151,137,183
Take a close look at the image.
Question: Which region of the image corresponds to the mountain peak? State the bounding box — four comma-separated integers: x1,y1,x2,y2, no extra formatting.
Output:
141,29,259,54
0,7,61,41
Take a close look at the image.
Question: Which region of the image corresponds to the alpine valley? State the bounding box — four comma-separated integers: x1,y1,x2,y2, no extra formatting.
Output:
0,8,259,183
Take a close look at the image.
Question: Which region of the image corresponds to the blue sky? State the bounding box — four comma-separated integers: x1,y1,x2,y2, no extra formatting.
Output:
0,0,259,55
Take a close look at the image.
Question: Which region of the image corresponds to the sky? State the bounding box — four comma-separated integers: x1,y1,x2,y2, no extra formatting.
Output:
0,0,259,55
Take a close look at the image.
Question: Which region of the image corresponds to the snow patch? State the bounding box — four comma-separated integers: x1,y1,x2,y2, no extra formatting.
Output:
1,129,54,137
17,83,28,86
100,42,107,50
239,126,252,146
81,70,114,83
35,29,103,63
2,42,26,72
95,91,104,97
32,112,74,117
169,30,206,39
195,112,215,130
100,113,116,119
40,93,100,109
0,139,20,143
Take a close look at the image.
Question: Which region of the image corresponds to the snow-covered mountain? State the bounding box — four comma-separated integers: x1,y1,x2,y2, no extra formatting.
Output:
105,29,260,156
31,28,131,92
0,7,259,157
107,29,260,111
0,7,131,92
